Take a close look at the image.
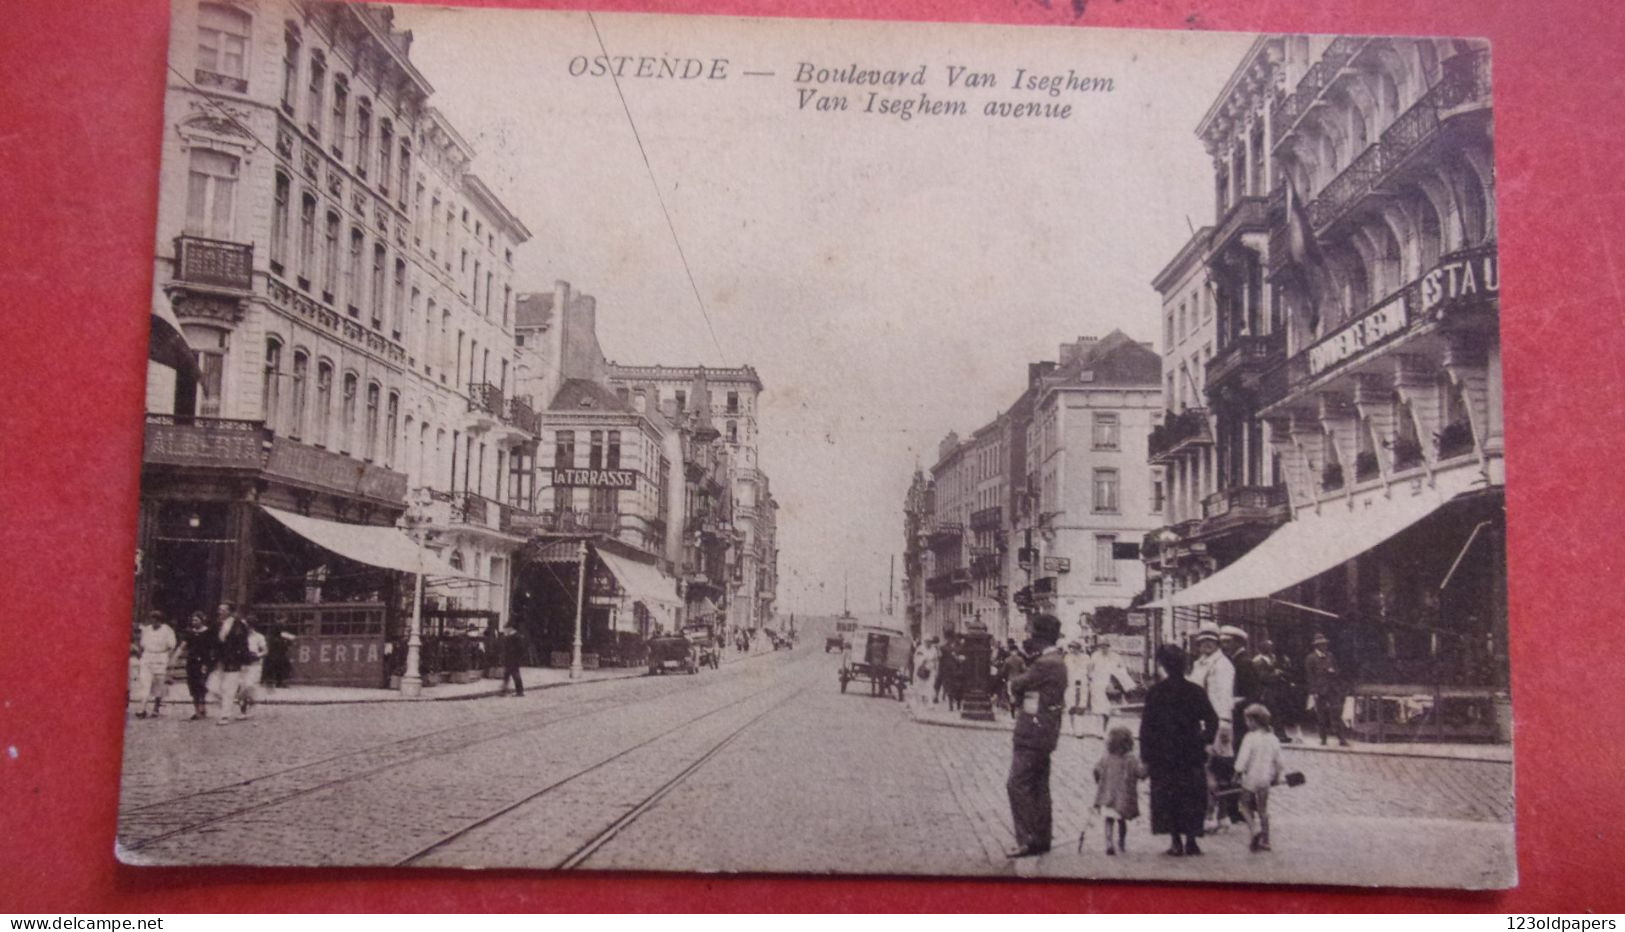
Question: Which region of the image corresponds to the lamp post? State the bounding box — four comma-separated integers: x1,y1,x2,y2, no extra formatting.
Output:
570,538,588,678
397,500,432,697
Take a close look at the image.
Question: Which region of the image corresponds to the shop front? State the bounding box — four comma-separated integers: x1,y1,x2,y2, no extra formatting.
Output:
511,538,680,669
1147,465,1508,742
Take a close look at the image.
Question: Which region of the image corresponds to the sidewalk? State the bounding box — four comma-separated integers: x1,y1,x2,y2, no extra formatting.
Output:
905,697,1513,763
133,642,783,706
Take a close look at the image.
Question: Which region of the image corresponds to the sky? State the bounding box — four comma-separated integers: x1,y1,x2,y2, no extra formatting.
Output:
391,4,1254,615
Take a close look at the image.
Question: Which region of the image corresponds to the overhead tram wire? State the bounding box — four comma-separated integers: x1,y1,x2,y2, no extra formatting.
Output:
586,11,727,364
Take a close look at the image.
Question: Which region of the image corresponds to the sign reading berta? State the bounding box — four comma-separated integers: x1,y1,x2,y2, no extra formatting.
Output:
550,467,638,489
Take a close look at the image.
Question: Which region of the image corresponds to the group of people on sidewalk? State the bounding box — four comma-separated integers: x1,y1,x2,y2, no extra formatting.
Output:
912,634,1132,728
1001,615,1330,861
130,602,287,725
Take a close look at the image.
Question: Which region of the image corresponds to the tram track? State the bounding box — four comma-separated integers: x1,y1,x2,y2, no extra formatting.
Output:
393,682,807,868
118,661,795,854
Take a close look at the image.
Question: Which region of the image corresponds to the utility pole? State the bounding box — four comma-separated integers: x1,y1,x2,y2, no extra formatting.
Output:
570,538,588,678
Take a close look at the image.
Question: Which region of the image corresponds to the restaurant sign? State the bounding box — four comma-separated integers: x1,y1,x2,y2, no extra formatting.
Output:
1307,290,1409,377
265,437,409,503
1422,248,1499,314
291,635,387,687
549,467,637,489
143,415,267,469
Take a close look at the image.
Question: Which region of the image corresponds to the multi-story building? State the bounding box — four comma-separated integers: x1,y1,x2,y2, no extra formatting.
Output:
923,433,969,641
601,362,776,633
139,0,534,686
901,469,933,641
1148,36,1505,732
1017,333,1163,637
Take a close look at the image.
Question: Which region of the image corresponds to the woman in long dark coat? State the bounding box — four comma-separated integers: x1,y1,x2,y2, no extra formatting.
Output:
1139,644,1219,856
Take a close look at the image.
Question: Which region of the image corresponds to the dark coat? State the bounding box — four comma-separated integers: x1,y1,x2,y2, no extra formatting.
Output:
1305,649,1343,697
215,618,253,672
182,626,217,673
1138,675,1219,774
1009,648,1069,751
501,630,527,669
1229,648,1259,702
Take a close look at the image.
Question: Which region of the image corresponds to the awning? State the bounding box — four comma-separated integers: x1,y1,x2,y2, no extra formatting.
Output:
149,299,202,380
1148,468,1488,610
594,548,681,612
261,506,476,580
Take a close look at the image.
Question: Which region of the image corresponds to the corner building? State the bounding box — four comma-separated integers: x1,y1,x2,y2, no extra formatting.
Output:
1147,36,1505,741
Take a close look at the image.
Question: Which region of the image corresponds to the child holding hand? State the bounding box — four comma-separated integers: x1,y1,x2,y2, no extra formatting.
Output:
1234,703,1286,851
1092,725,1147,855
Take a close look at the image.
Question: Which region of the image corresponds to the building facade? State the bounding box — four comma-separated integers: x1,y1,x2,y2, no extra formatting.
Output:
141,0,534,685
1147,35,1505,737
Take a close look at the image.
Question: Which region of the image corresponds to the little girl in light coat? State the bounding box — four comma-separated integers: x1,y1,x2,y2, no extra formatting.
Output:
1092,725,1148,855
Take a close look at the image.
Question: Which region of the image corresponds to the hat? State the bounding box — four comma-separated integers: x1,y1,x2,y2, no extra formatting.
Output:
1029,614,1062,644
1193,623,1221,643
1218,625,1248,642
1312,632,1330,646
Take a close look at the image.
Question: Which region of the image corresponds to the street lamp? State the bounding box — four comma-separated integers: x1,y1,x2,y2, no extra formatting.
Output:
397,499,434,698
570,538,588,678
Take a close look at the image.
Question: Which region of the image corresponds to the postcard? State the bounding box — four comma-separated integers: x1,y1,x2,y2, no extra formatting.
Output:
122,0,1511,888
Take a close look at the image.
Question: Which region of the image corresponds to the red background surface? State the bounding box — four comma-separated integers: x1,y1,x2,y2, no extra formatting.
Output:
2,0,1623,913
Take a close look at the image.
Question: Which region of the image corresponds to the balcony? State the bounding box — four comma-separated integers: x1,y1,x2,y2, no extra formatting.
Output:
526,510,620,535
1206,332,1285,400
1302,49,1492,236
1270,36,1369,145
926,522,964,550
969,547,1000,576
969,505,1003,531
173,235,253,290
1211,195,1269,254
467,382,504,424
1199,484,1288,538
925,571,961,596
1148,408,1212,463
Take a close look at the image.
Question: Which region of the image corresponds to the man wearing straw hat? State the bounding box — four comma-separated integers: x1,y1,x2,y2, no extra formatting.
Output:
1305,633,1350,747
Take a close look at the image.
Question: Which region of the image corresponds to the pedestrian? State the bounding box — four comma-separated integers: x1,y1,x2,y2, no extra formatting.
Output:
1064,641,1089,735
943,640,967,712
999,642,1027,718
268,629,296,688
213,602,252,725
1252,639,1293,743
1304,633,1350,747
1141,643,1219,857
934,637,955,707
132,610,178,719
499,623,526,697
1234,703,1285,851
1218,625,1257,824
1188,623,1236,827
1091,725,1147,856
1005,613,1068,859
180,611,215,720
238,621,268,718
1086,641,1132,736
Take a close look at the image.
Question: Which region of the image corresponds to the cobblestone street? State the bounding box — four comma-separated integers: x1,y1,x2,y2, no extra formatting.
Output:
117,642,1514,887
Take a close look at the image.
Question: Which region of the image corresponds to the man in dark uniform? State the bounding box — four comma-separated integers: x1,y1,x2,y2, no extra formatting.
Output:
499,623,526,697
1005,613,1069,858
1305,632,1350,746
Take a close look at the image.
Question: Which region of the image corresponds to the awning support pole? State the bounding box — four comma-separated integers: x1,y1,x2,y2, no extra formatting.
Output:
401,568,425,697
1439,520,1492,592
570,539,588,679
1267,597,1341,620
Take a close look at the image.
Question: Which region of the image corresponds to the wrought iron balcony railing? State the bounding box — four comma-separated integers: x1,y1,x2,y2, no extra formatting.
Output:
1206,331,1285,395
174,235,253,290
468,382,504,418
969,505,1003,530
1148,408,1212,462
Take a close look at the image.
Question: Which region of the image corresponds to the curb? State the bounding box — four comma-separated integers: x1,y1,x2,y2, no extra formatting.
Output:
129,643,790,707
903,704,1512,764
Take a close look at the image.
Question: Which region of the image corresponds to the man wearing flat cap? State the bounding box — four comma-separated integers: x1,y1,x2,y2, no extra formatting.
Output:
1005,612,1069,858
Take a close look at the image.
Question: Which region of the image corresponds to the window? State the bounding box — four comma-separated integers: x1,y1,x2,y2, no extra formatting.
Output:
298,193,316,282
270,172,290,269
391,259,406,341
365,382,380,461
1094,535,1118,583
191,328,226,417
184,149,238,239
340,372,358,453
322,212,339,298
370,243,386,330
378,120,393,192
345,228,363,314
674,389,686,412
589,430,604,469
484,270,493,316
314,361,333,447
590,485,618,515
262,338,282,426
727,391,739,413
1150,476,1165,513
429,196,440,257
472,259,481,308
280,27,299,112
1092,412,1120,450
330,75,348,157
607,430,621,469
355,99,372,176
196,3,250,89
502,285,511,329
289,351,307,439
726,420,737,443
1093,468,1120,512
305,51,325,138
554,430,576,468
397,143,411,202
